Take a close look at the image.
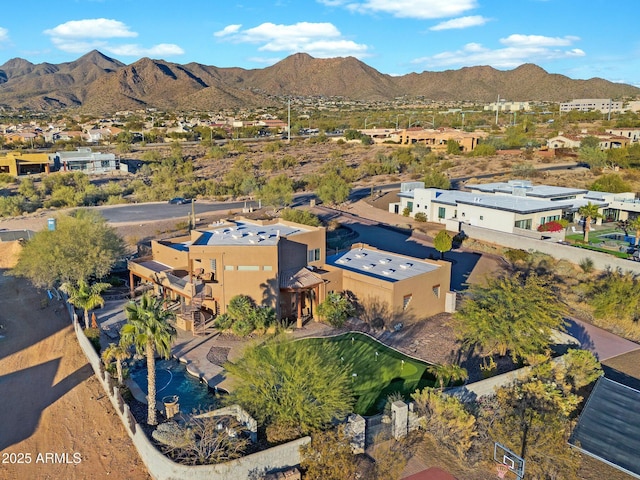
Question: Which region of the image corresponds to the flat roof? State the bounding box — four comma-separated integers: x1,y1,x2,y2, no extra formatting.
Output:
191,221,311,247
466,181,588,198
432,189,568,214
326,247,439,283
405,188,607,214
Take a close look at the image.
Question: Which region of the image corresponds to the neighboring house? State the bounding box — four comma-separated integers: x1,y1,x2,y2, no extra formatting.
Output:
605,128,640,143
358,128,399,142
389,180,640,233
546,134,582,150
560,99,624,113
547,133,630,150
257,119,288,131
85,127,121,143
396,127,486,152
128,218,453,333
54,130,85,141
0,152,51,175
2,131,38,146
50,148,121,174
484,101,531,112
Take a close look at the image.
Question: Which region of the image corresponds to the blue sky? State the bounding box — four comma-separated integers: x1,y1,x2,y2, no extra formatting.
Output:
1,0,638,86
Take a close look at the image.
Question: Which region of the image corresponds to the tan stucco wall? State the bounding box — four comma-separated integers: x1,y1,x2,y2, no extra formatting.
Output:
326,257,452,320
151,239,190,268
190,243,281,314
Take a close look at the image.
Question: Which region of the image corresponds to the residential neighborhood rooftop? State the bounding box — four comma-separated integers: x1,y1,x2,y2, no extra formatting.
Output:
400,187,609,214
466,181,588,198
326,247,440,282
189,221,311,247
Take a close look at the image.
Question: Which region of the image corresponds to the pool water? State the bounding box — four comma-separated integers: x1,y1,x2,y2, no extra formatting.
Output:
130,358,222,414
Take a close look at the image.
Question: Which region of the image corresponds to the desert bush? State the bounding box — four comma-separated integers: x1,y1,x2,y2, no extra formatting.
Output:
537,221,564,232
84,327,101,354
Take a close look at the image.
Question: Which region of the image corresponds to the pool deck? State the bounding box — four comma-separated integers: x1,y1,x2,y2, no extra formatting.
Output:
97,297,336,392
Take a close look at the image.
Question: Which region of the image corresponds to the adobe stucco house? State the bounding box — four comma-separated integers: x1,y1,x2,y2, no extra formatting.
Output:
128,218,453,333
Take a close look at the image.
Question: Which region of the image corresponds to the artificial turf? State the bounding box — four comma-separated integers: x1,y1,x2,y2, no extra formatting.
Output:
299,332,435,416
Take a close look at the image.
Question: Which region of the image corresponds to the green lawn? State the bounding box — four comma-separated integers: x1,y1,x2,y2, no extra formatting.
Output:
299,332,435,416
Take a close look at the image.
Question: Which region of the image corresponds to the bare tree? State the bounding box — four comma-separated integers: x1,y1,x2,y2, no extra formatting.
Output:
160,416,250,465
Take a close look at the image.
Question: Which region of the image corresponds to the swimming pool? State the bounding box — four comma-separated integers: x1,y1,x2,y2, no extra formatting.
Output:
130,358,222,414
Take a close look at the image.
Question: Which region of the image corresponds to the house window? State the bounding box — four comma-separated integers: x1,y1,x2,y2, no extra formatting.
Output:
479,216,484,221
224,265,234,271
514,219,532,230
438,207,446,219
263,265,273,271
403,294,412,310
406,201,414,213
210,259,217,271
308,248,320,262
237,265,260,271
432,285,440,298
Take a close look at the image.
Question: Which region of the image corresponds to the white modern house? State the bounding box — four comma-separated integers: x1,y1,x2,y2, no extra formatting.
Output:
50,148,123,174
389,180,639,234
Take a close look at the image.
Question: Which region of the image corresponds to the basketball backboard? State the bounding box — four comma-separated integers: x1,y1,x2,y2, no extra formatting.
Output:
494,442,525,479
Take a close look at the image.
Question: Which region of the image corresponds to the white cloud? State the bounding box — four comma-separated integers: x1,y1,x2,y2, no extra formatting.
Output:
105,43,185,57
214,24,242,37
216,21,370,59
0,27,9,43
344,0,478,19
43,18,183,58
44,19,137,39
500,34,579,48
412,34,585,69
430,15,489,31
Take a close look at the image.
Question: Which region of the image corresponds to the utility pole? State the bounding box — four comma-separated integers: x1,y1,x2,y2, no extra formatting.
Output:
495,95,500,125
287,97,291,143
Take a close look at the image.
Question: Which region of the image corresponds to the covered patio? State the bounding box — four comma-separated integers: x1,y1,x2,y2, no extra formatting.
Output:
279,267,324,328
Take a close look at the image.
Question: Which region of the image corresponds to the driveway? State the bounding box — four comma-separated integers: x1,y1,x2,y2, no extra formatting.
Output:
565,318,640,361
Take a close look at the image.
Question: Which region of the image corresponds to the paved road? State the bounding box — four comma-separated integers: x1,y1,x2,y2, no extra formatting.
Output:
92,162,578,225
93,193,316,224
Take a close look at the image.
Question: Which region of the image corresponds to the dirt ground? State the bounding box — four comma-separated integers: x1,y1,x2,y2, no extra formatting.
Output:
0,271,150,480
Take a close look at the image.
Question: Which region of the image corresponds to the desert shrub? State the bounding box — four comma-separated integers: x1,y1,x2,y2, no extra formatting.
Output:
579,258,595,273
412,388,476,459
414,212,427,222
504,248,530,263
280,208,321,226
0,173,16,185
84,327,101,354
537,221,564,232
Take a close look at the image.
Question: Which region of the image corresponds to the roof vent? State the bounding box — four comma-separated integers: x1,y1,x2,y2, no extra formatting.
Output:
400,263,413,269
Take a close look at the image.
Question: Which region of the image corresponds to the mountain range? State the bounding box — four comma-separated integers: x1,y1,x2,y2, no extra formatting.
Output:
0,50,638,113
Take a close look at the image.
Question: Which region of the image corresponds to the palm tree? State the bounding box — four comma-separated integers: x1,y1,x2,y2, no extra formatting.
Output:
61,280,111,329
102,342,130,385
577,202,603,243
120,293,176,426
629,216,640,247
427,363,469,391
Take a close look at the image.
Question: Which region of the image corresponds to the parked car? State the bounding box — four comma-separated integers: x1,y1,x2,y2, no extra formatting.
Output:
168,197,189,205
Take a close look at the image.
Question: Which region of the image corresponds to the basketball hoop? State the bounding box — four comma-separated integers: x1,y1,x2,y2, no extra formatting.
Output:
496,464,509,479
